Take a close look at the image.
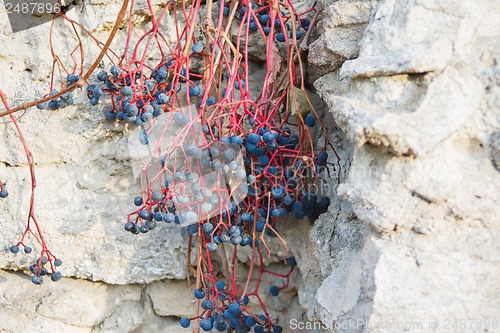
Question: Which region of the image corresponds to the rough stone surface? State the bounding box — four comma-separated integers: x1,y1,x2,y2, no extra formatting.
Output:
304,0,500,332
1,0,500,332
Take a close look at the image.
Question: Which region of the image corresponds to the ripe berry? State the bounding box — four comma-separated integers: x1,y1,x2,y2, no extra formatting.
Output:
207,242,218,252
202,222,214,233
9,245,19,254
157,93,169,104
110,65,121,77
206,96,217,106
151,191,163,202
164,213,175,223
246,316,257,327
201,299,214,310
274,326,283,333
31,275,43,285
276,33,285,42
305,113,316,127
247,133,260,144
51,271,62,282
146,221,157,230
216,280,226,290
180,317,190,328
24,246,32,254
139,210,151,220
187,223,198,234
258,155,270,165
121,86,133,96
199,318,213,331
134,196,142,206
260,14,270,23
193,288,206,299
191,41,204,53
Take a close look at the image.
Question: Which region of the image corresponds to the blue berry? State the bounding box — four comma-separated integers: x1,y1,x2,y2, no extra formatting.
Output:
187,223,198,234
54,258,63,267
272,187,284,199
305,113,316,127
247,133,260,144
274,326,283,333
254,326,265,333
263,27,271,35
224,148,237,162
66,74,80,83
230,135,243,146
300,18,311,27
235,169,247,179
216,280,226,290
286,256,297,266
256,221,265,232
276,33,285,42
121,86,133,96
194,288,205,299
200,319,213,331
207,242,218,252
201,299,214,310
134,196,143,206
184,211,199,224
260,14,270,23
51,271,62,282
23,246,32,254
229,225,241,237
110,65,121,77
157,93,169,104
139,210,151,220
97,71,108,81
89,96,100,105
206,96,217,106
240,235,252,246
124,222,134,231
146,220,157,230
283,195,294,205
202,222,214,233
258,155,270,165
246,316,257,327
31,276,43,285
270,285,280,296
151,191,163,202
105,110,116,120
180,317,190,328
164,213,175,223
191,41,204,53
9,245,19,254
228,302,241,315
231,236,242,245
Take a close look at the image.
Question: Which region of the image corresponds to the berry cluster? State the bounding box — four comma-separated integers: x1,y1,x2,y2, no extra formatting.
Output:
227,0,311,42
79,0,338,330
9,243,62,284
5,0,338,327
36,74,79,110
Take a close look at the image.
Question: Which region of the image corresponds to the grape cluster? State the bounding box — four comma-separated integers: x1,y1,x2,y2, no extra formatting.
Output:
78,0,334,330
179,272,290,332
9,244,62,284
36,74,79,110
222,0,311,42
